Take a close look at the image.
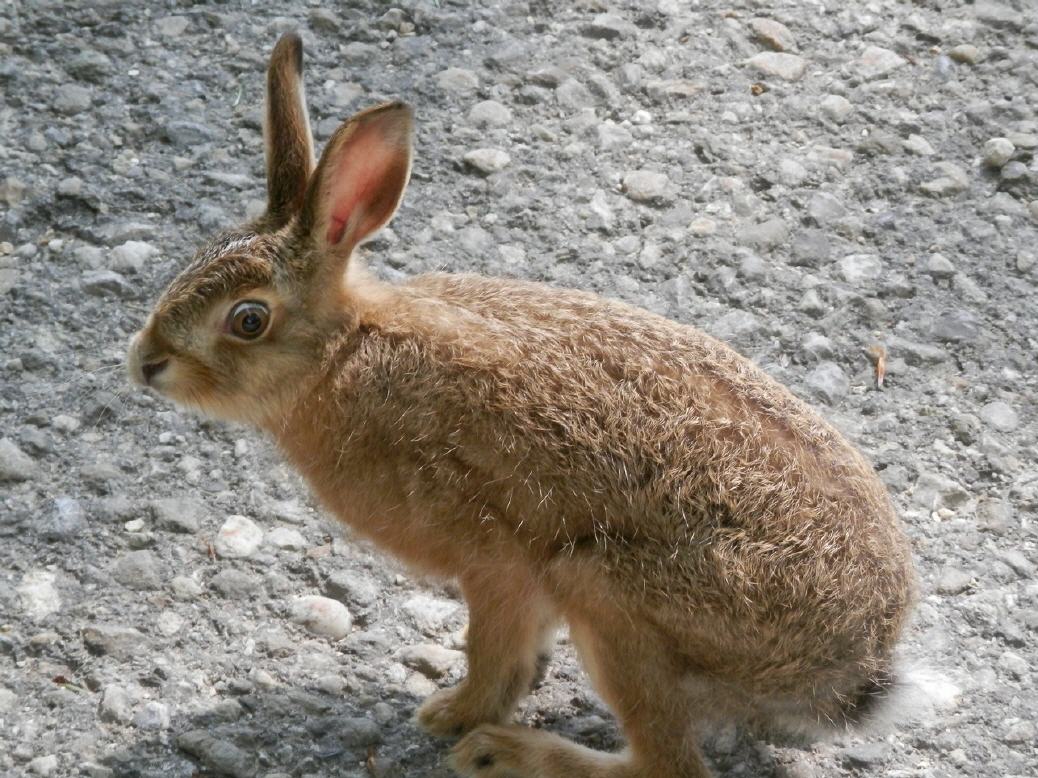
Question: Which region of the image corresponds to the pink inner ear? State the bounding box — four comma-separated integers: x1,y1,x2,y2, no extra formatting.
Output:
324,123,405,248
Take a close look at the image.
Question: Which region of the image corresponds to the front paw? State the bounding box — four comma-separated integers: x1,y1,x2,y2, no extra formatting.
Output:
417,684,504,738
451,724,527,777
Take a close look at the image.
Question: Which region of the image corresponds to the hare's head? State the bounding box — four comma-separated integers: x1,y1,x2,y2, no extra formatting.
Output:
128,33,412,425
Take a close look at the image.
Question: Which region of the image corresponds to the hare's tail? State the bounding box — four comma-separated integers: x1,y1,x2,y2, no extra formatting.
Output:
841,659,959,734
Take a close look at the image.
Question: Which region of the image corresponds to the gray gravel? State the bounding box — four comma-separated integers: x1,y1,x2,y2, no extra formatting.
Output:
1,1,1037,777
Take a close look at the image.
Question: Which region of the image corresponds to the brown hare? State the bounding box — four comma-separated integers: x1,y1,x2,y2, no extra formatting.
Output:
129,32,931,778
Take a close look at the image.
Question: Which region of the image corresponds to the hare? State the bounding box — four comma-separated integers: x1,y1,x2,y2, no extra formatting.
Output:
129,32,921,778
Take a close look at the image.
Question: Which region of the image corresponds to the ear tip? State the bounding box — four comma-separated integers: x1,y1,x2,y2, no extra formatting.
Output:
272,31,304,70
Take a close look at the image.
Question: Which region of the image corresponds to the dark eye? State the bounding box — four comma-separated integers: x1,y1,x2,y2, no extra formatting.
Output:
228,301,270,340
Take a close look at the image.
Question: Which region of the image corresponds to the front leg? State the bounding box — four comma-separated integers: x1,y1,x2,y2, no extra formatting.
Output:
418,563,555,737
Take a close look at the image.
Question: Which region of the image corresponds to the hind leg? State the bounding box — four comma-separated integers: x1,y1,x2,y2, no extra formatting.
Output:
418,563,556,737
452,613,713,778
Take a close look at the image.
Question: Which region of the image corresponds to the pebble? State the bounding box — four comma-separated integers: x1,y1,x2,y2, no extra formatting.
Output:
837,253,882,284
215,515,263,558
290,595,352,639
171,575,204,600
17,570,61,619
468,100,512,128
807,192,846,225
904,134,935,156
920,163,970,197
749,18,797,52
688,216,717,237
401,594,461,635
133,701,171,730
109,240,158,274
746,52,807,81
463,148,511,175
936,567,973,595
819,94,853,123
913,471,971,511
1001,718,1037,744
53,84,92,115
99,685,134,724
840,742,890,767
28,755,59,776
111,550,162,590
997,651,1028,679
266,526,306,550
622,170,672,204
982,138,1015,169
42,496,86,541
804,361,849,404
323,570,379,609
948,44,980,64
151,495,203,533
398,643,465,679
597,122,633,151
738,217,788,250
164,121,216,148
583,13,636,40
856,46,906,80
979,401,1018,432
154,15,189,36
434,67,478,93
926,253,956,280
83,624,146,658
0,688,15,712
177,730,257,778
0,437,36,482
81,270,136,299
211,568,259,599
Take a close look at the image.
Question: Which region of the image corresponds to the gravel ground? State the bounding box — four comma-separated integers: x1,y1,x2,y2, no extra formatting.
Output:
1,1,1037,776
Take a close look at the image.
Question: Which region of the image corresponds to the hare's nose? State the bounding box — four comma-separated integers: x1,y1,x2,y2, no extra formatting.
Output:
141,359,169,385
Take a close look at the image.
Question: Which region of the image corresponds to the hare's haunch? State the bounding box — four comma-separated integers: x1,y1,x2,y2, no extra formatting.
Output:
129,32,920,778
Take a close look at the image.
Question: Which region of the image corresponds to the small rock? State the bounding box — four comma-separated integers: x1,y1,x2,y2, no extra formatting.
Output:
266,526,306,550
177,730,257,778
926,253,956,280
398,644,465,679
974,1,1024,31
688,216,717,237
435,67,479,93
171,575,204,600
110,240,159,274
777,157,809,185
807,192,846,225
53,83,92,115
155,15,189,36
151,496,203,533
837,253,882,284
555,78,594,110
583,13,636,40
81,269,136,298
948,44,980,64
904,134,935,156
856,46,906,80
746,52,807,81
840,742,890,767
468,100,512,128
997,651,1028,679
0,437,36,482
597,122,633,151
324,570,379,609
164,121,216,148
42,496,86,541
28,755,59,777
338,716,383,748
920,162,969,197
215,515,263,558
463,148,511,175
982,138,1015,169
401,594,461,635
804,361,849,405
211,569,259,599
622,170,672,204
17,570,61,619
749,18,796,52
936,567,973,595
290,596,352,639
1001,718,1037,744
134,701,171,730
979,401,1018,432
112,550,162,590
913,471,971,511
82,624,146,658
738,217,788,250
99,685,134,724
998,550,1035,578
820,94,853,123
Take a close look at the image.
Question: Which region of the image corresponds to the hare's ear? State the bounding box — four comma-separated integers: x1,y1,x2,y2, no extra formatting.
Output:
262,32,315,231
296,101,413,263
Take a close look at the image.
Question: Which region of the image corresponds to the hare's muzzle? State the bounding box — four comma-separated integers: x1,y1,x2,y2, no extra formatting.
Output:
127,332,169,388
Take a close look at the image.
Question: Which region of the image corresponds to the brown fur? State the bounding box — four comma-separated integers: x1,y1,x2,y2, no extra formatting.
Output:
127,34,916,778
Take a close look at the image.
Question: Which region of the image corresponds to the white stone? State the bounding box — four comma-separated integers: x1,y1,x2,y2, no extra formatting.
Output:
746,52,807,81
904,134,935,156
982,137,1015,168
290,595,352,640
468,100,512,127
689,216,717,236
28,756,59,776
110,240,158,274
18,570,61,619
857,46,906,80
155,15,189,36
463,148,511,174
748,18,796,52
820,94,853,123
402,594,461,635
134,701,171,730
837,254,883,284
435,67,479,93
623,170,671,203
214,515,263,559
266,526,307,550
